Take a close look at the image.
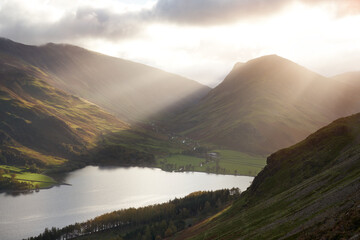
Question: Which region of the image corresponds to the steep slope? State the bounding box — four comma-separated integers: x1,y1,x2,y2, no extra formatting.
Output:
176,113,360,239
333,71,360,84
0,38,210,122
0,53,128,167
171,55,360,154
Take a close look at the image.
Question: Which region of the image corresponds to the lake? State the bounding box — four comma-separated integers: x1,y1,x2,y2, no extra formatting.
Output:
0,166,253,240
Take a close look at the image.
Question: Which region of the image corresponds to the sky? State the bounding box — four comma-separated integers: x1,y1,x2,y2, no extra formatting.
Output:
0,0,359,87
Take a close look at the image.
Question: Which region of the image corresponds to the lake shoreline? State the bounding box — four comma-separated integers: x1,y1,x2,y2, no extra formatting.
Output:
0,166,252,240
1,162,253,195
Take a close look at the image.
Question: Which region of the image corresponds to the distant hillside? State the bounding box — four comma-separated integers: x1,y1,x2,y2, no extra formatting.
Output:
170,55,360,154
0,51,202,176
176,113,360,239
0,38,210,122
333,71,360,87
0,54,128,168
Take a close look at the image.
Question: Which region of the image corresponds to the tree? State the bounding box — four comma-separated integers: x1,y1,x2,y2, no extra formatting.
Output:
10,173,16,181
164,227,173,237
204,201,211,212
0,169,4,180
143,225,152,240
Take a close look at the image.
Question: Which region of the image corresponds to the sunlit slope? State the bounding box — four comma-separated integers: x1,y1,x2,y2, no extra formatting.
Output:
176,113,360,239
0,55,128,167
171,55,360,154
0,38,210,122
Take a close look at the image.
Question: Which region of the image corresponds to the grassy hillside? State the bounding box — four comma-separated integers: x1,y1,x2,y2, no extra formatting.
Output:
0,53,259,192
174,113,360,239
170,55,360,155
0,54,139,190
0,54,128,167
0,38,211,122
28,112,360,239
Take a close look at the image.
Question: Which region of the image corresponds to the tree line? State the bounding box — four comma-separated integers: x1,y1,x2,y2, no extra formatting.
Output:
26,189,240,240
0,168,32,191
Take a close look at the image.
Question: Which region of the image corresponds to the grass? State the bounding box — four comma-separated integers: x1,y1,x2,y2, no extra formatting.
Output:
9,146,67,166
157,154,204,171
214,150,266,176
156,150,266,176
0,165,57,189
102,129,189,156
0,59,129,169
173,113,360,240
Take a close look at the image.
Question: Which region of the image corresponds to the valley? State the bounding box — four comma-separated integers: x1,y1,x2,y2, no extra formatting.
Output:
0,37,359,240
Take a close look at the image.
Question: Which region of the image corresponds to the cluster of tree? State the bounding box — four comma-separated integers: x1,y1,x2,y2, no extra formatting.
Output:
85,144,156,167
159,162,196,172
181,146,209,158
0,169,32,191
27,189,240,240
206,159,227,174
25,162,40,173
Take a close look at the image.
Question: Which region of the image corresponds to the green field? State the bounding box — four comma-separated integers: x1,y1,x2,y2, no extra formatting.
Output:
0,165,57,189
213,149,266,176
157,150,266,176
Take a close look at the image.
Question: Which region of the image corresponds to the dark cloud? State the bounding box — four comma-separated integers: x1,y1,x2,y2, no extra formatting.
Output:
0,2,144,44
0,0,358,44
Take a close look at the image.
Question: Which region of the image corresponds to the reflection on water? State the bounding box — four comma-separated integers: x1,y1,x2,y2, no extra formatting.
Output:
0,166,253,240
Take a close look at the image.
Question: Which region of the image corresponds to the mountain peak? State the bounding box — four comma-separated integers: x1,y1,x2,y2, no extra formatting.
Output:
245,54,294,67
232,62,245,71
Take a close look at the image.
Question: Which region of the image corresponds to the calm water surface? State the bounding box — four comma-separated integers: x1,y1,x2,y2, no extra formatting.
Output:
0,166,253,240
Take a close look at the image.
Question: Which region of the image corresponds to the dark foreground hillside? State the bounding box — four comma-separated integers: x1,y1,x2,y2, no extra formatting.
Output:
175,113,360,239
27,189,239,240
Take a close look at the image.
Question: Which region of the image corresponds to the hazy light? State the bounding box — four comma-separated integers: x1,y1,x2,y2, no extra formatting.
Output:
1,0,359,86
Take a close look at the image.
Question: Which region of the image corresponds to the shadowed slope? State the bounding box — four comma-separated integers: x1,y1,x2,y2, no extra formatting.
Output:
175,113,360,239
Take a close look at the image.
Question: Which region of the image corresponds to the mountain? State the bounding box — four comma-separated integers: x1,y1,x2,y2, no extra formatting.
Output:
0,38,211,122
170,55,360,154
0,53,128,168
176,112,360,239
333,71,360,84
0,48,199,175
37,111,360,239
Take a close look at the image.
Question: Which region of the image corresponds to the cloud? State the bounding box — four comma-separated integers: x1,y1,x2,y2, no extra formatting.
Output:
151,0,360,25
0,0,359,44
0,1,145,44
151,0,289,25
300,0,360,17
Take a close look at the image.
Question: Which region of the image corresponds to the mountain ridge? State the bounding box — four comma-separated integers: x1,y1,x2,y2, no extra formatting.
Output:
0,53,129,168
169,54,360,154
0,37,211,122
